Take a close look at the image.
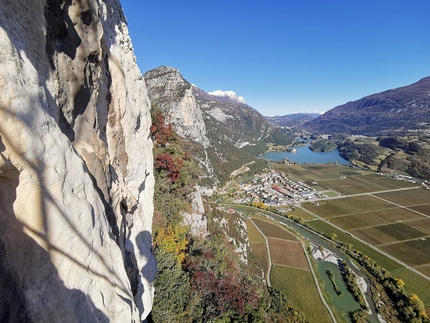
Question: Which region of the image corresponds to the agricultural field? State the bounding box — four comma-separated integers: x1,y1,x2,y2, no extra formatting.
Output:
376,222,426,241
375,188,430,206
249,242,270,275
271,163,364,182
245,218,266,243
351,227,403,246
242,164,430,310
248,216,334,320
246,219,270,274
301,181,430,308
330,208,425,231
416,265,430,278
270,265,332,323
302,185,430,279
302,201,348,218
267,238,309,269
287,207,316,220
410,204,430,216
391,267,430,306
302,195,396,218
312,174,418,195
379,239,430,267
250,218,297,240
403,218,430,235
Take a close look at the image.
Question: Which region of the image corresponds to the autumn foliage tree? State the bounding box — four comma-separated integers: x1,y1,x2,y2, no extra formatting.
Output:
150,110,173,148
155,152,183,183
150,107,200,227
153,224,189,264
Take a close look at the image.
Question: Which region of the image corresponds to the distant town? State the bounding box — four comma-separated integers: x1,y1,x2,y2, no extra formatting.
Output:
228,168,427,212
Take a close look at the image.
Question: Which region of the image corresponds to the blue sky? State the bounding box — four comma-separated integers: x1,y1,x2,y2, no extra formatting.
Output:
120,1,430,116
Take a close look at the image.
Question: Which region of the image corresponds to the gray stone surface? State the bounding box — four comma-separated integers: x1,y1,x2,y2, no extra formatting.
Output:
0,0,155,321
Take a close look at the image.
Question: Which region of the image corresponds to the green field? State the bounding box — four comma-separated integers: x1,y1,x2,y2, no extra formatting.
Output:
323,190,341,197
391,267,430,306
270,265,332,323
287,207,316,220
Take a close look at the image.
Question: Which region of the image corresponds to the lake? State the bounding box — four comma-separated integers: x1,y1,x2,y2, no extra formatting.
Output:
261,145,350,165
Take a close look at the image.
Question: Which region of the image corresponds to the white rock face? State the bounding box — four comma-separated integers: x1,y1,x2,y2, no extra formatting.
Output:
0,0,155,322
205,107,232,123
182,187,209,238
144,66,210,148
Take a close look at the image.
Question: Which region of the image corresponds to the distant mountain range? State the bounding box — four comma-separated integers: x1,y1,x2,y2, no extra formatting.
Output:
265,113,321,127
302,77,430,135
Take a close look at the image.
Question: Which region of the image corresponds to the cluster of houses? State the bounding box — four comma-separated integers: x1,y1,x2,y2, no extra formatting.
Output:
232,169,318,207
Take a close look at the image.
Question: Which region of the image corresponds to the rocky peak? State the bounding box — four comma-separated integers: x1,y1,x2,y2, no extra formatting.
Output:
144,66,210,148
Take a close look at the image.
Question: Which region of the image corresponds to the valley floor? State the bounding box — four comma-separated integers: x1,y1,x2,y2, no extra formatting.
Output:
223,163,430,320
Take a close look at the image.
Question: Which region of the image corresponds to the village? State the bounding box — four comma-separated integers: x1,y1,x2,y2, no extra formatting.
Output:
230,169,322,209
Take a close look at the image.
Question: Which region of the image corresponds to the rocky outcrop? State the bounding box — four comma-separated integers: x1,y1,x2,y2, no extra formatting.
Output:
182,187,208,238
0,0,155,322
144,66,210,148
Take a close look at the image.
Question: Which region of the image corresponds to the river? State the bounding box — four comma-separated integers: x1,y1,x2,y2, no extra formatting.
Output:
261,145,350,165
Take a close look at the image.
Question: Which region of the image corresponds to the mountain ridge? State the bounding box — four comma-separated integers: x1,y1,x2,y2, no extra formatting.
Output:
265,113,321,128
302,76,430,135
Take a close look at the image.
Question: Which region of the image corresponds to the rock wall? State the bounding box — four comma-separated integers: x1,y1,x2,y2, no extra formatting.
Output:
144,66,210,148
0,0,155,322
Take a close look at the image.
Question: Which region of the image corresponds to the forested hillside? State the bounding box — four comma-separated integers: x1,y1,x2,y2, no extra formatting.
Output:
148,110,309,322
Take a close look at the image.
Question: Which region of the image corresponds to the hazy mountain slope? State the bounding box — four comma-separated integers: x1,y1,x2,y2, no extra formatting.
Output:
193,86,273,141
303,77,430,135
265,113,320,127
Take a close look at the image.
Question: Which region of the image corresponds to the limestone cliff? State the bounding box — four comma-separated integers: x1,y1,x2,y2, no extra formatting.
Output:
144,66,210,148
144,66,291,189
0,0,155,322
